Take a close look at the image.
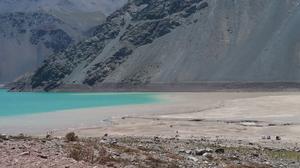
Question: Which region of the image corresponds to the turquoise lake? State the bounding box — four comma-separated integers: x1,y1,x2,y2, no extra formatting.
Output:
0,89,158,117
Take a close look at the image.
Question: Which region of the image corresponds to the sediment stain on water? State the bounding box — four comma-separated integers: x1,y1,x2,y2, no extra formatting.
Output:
0,89,159,117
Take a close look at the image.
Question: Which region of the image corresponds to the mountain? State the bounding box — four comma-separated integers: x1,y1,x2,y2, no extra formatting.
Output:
0,0,127,15
9,0,300,91
0,0,127,83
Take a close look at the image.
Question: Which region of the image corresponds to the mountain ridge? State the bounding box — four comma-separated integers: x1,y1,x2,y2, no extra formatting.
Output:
0,0,127,83
9,0,300,91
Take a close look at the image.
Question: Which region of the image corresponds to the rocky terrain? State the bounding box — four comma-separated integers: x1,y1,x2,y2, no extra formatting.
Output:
0,0,127,83
1,133,300,168
8,0,300,91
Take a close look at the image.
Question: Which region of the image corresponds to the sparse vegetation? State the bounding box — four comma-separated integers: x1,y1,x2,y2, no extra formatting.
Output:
67,143,99,163
65,132,78,142
266,149,300,161
1,135,300,167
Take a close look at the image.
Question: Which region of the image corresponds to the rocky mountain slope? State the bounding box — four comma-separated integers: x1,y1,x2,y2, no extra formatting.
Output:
0,0,127,83
10,0,300,91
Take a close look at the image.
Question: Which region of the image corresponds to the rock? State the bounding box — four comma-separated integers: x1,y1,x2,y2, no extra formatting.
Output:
267,136,271,140
19,151,30,156
112,152,120,157
195,148,213,156
187,156,198,162
100,138,106,143
215,148,225,154
111,139,118,144
230,155,239,160
178,149,185,153
185,150,192,154
46,134,52,139
198,2,209,10
0,134,9,140
154,136,160,143
195,149,206,156
276,136,281,141
206,148,213,153
203,153,213,159
37,154,48,159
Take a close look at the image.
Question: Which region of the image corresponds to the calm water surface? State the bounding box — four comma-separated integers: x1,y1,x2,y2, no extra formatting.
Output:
0,89,158,117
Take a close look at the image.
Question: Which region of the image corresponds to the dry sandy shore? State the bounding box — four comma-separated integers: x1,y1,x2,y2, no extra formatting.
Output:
1,92,300,146
2,92,300,167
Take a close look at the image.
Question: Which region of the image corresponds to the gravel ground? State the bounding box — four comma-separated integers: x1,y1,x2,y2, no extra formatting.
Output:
1,134,300,168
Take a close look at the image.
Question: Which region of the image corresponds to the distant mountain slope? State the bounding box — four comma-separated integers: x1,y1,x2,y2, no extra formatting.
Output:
0,0,127,83
0,0,127,30
10,0,300,91
0,0,127,15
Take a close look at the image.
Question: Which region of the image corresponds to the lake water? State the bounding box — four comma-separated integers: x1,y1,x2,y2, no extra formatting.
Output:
0,89,158,117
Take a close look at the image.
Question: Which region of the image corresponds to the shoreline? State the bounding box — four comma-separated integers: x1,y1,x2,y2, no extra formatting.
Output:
2,91,300,167
9,82,300,92
2,92,300,145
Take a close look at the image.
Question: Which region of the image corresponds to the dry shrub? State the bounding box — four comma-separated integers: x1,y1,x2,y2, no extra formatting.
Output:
65,132,78,142
67,142,116,165
68,143,95,162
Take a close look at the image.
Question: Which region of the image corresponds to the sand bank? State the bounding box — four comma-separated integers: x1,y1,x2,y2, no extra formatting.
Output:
1,92,300,144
